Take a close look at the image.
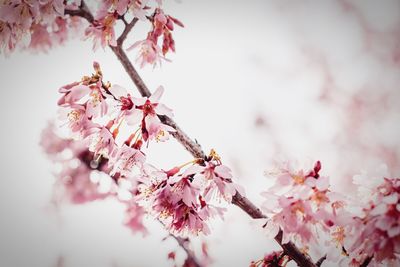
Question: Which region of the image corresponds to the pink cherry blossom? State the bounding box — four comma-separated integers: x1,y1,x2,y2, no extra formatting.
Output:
86,126,116,159
127,39,166,68
108,144,146,177
85,13,117,50
58,104,95,134
192,162,238,202
134,86,175,141
124,201,148,235
346,176,400,265
261,161,347,249
126,8,184,68
40,124,110,205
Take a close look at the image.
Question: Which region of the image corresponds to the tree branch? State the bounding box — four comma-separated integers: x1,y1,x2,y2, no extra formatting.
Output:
315,255,327,267
64,1,94,23
66,2,317,266
172,236,201,267
360,256,372,267
117,18,139,46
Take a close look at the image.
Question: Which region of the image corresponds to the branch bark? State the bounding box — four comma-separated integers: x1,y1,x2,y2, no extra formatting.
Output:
117,18,139,46
315,255,327,267
360,256,372,267
66,2,318,266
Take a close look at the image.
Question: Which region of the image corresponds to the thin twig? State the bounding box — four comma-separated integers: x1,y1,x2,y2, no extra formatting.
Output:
64,1,94,23
117,17,139,45
172,236,201,267
360,256,372,267
66,2,318,266
315,255,327,267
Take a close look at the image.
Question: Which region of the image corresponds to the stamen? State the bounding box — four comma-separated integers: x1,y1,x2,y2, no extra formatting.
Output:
209,149,221,163
112,118,124,138
68,110,81,122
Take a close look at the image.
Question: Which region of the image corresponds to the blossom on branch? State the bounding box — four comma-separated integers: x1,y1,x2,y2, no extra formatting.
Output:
84,12,117,49
0,0,82,54
127,7,184,67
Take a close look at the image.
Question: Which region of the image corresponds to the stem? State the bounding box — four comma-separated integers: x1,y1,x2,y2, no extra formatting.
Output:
360,256,372,267
117,18,139,46
315,255,327,267
66,3,318,266
64,1,94,23
171,236,201,267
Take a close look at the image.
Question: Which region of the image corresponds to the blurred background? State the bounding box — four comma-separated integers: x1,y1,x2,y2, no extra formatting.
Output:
0,0,399,266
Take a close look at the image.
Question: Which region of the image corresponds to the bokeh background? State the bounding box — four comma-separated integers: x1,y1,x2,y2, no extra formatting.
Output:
0,0,399,266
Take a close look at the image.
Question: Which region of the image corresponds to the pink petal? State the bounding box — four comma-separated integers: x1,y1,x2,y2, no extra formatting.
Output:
125,108,143,126
155,103,173,117
109,84,127,98
149,86,164,103
69,85,91,102
214,165,233,179
182,165,204,177
316,176,330,191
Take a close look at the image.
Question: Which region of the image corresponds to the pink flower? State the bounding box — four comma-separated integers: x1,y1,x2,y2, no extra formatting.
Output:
149,8,184,56
84,13,117,50
0,21,16,54
58,104,95,134
126,8,184,68
86,84,108,118
136,161,227,235
0,1,40,29
127,39,165,68
28,23,52,52
261,161,347,248
58,65,108,119
347,177,400,265
39,0,64,23
59,165,110,204
108,144,146,177
124,201,148,235
193,162,238,202
108,84,142,123
0,0,70,54
134,86,175,141
97,0,130,17
128,0,149,21
40,122,71,156
41,126,111,205
86,126,116,159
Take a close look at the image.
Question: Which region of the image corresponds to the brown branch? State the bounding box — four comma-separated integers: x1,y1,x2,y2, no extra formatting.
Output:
172,236,201,267
67,2,317,267
64,1,94,23
315,255,327,267
360,256,372,267
117,17,139,46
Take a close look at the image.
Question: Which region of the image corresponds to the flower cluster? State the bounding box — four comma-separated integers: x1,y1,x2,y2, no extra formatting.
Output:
346,172,400,266
41,122,148,234
127,7,184,67
53,62,237,236
259,161,400,266
0,0,82,54
41,122,112,205
136,149,240,235
261,161,347,245
57,61,172,163
1,0,183,68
